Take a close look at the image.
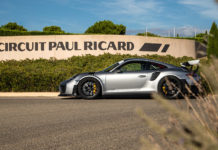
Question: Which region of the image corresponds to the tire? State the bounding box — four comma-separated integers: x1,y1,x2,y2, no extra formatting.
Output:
78,77,101,99
158,76,182,99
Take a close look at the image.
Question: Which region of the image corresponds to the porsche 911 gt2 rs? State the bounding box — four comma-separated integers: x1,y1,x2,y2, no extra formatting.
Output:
59,58,200,99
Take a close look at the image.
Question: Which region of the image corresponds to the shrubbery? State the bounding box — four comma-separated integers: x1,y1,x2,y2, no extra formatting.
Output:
43,26,65,33
137,32,160,37
0,22,72,36
0,54,195,92
85,20,126,35
0,29,75,36
0,22,27,31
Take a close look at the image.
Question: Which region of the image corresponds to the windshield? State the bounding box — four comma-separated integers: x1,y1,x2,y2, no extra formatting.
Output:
102,63,119,72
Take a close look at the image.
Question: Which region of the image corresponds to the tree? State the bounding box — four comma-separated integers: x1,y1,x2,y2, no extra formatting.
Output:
43,26,64,33
205,30,208,35
1,22,27,31
85,20,126,35
207,22,218,57
215,27,218,56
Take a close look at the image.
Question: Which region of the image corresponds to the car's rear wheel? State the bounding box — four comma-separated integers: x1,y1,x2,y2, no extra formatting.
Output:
78,77,101,99
158,76,182,99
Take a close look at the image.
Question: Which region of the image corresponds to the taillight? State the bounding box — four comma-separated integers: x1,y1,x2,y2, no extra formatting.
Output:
186,73,197,77
186,73,193,76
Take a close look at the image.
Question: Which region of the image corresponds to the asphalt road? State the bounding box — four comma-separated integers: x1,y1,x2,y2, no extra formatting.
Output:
0,96,184,150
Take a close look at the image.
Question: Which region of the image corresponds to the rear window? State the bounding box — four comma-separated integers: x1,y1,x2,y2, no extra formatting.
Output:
148,62,167,70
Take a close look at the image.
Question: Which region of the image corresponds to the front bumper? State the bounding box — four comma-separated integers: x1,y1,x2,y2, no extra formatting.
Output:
59,84,66,94
59,80,78,96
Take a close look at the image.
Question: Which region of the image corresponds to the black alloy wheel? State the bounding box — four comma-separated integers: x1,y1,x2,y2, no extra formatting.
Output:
78,77,101,99
158,76,182,99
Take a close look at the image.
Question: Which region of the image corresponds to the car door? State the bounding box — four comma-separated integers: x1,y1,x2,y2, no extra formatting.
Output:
105,61,152,93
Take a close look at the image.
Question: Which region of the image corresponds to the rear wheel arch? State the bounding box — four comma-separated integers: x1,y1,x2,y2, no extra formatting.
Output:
159,75,181,82
158,75,183,99
158,75,181,87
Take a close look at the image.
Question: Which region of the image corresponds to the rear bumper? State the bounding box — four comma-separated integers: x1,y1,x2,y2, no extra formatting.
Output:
181,79,199,94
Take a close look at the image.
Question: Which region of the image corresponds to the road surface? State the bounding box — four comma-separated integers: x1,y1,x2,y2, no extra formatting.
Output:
0,96,184,150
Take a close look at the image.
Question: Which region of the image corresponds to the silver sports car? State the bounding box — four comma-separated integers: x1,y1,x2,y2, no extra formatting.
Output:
59,58,200,99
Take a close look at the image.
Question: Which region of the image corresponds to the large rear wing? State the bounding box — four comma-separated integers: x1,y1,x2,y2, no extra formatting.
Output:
181,60,200,73
180,60,200,67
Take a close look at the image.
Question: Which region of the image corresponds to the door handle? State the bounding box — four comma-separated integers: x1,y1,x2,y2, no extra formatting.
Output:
138,75,146,78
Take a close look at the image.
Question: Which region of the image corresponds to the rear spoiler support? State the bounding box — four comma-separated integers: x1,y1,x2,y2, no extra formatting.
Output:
181,60,200,74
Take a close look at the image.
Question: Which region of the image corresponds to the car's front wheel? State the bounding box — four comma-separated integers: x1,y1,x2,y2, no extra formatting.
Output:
78,77,101,99
158,76,182,99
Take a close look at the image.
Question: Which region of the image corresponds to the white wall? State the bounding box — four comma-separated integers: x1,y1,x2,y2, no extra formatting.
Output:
0,35,198,60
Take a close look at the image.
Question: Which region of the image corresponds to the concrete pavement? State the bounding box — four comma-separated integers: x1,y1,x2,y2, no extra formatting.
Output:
0,92,59,97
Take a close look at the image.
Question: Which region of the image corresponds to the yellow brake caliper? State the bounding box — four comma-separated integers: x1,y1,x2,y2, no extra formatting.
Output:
93,83,97,94
162,86,167,95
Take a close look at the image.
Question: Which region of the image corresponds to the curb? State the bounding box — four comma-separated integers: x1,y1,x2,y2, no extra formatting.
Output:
0,92,59,97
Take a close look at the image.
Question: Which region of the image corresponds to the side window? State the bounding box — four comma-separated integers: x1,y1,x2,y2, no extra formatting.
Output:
119,62,142,72
148,62,167,70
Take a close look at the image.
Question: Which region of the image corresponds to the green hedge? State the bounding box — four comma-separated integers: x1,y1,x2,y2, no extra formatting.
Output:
0,54,195,92
0,29,205,43
0,29,75,36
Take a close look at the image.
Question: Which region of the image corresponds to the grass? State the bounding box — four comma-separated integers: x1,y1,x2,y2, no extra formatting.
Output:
136,57,218,150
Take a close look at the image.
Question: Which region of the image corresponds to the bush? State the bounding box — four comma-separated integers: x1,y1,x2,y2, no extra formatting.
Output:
137,32,160,37
0,29,74,36
43,26,65,33
85,20,126,35
0,22,27,31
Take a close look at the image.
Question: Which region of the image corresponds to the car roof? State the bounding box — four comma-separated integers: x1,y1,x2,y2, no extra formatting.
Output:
121,58,177,68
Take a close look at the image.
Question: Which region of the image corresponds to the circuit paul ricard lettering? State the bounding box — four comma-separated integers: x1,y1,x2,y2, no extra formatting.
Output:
0,41,134,52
